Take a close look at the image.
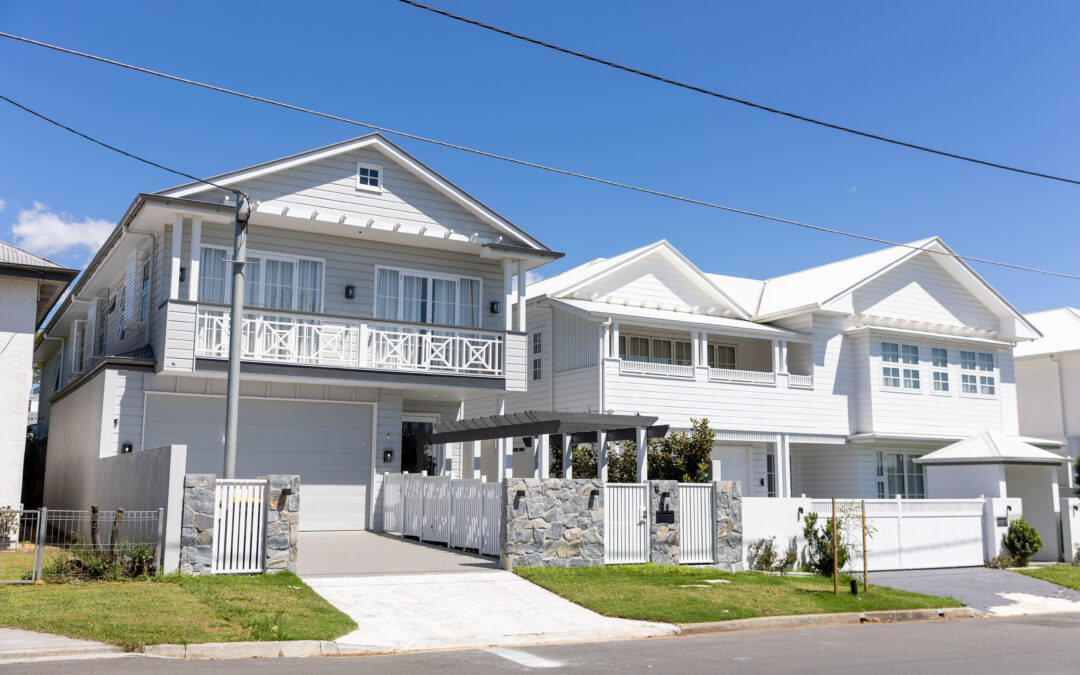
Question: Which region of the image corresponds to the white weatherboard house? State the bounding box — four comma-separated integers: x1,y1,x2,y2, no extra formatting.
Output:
35,134,560,532
0,242,77,509
475,238,1058,500
1014,307,1080,490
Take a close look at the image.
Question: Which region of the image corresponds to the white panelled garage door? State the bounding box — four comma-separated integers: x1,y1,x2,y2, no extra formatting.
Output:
143,394,372,531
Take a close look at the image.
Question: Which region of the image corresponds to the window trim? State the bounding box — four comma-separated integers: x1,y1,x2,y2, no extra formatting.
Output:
531,331,543,381
958,349,997,399
706,342,738,370
880,341,921,392
356,161,383,194
930,347,950,396
373,264,484,328
198,244,326,314
618,333,694,366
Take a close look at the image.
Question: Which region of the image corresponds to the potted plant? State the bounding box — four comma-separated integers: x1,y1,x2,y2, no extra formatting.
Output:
0,507,18,551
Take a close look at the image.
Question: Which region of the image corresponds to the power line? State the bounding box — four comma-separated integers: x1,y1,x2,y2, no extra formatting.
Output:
396,0,1080,188
0,39,1074,282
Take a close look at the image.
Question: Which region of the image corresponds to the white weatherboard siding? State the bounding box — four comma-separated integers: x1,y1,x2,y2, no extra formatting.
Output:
0,277,38,508
554,369,600,413
790,445,864,499
1015,357,1065,442
113,371,145,455
143,394,373,531
553,307,598,373
573,257,723,311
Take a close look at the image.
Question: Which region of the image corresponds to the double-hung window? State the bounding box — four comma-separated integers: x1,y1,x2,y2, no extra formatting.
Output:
373,267,482,328
531,332,543,381
881,342,901,388
900,344,920,389
960,350,995,396
707,344,737,369
882,342,919,390
931,347,949,393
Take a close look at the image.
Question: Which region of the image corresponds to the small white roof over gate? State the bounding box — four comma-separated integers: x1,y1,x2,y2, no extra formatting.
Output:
914,430,1065,466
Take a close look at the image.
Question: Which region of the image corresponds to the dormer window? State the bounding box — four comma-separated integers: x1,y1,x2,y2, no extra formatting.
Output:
356,162,382,193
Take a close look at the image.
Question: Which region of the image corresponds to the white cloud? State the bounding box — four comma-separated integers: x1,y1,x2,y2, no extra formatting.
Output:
11,202,114,257
0,199,6,213
526,270,545,286
845,186,859,195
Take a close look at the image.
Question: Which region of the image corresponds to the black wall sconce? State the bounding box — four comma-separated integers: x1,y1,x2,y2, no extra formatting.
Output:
383,449,394,463
179,267,187,283
490,300,501,314
121,443,133,454
522,436,533,448
344,285,356,299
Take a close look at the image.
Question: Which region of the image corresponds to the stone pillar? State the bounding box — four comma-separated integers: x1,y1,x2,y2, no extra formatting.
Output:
713,480,744,571
502,478,604,569
179,474,215,575
263,474,300,574
649,480,680,564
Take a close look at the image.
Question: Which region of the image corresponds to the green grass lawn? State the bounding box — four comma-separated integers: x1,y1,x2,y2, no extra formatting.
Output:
0,572,355,650
515,564,962,624
1016,565,1080,590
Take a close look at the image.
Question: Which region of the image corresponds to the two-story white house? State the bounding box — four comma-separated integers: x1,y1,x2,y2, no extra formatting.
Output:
1015,307,1080,490
478,237,1048,500
35,134,560,531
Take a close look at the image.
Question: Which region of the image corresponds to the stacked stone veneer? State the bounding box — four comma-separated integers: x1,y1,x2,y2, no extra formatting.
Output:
178,473,300,575
502,478,605,568
502,478,744,569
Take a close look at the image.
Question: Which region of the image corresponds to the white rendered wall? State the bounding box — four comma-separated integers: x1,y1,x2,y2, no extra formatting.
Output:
925,463,1006,499
41,369,111,510
1004,465,1060,562
0,278,43,508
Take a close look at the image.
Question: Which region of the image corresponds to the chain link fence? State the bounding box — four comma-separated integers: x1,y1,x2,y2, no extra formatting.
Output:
0,507,164,583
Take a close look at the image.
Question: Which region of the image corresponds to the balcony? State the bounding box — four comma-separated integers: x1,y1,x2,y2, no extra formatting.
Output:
618,359,694,378
708,368,776,385
194,306,504,377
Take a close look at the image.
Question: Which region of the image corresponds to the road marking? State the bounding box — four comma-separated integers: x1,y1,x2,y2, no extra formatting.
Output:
485,647,562,668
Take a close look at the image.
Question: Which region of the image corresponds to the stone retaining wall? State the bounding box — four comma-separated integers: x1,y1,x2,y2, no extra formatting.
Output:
502,478,605,568
714,480,743,570
179,474,215,575
262,474,299,574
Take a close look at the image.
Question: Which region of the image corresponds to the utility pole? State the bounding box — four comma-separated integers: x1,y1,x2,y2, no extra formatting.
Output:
223,193,251,479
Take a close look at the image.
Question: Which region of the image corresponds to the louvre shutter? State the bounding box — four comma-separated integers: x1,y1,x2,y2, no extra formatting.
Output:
124,250,138,324
70,320,85,374
83,302,97,366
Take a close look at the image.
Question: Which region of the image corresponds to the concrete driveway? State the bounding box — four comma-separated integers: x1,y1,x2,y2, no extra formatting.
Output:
299,533,676,652
873,567,1080,616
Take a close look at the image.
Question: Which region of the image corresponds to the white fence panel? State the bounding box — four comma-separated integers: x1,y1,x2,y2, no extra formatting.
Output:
679,484,714,564
605,483,649,564
450,479,484,549
422,475,451,543
211,479,266,574
402,473,424,538
1062,498,1080,564
382,473,404,534
481,482,502,556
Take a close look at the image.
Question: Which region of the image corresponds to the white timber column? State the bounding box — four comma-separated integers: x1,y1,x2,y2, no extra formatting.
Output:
597,429,609,482
516,259,527,332
530,437,540,478
495,395,509,479
773,434,786,498
700,332,710,365
691,332,700,367
562,433,573,479
778,340,789,375
602,322,611,359
502,259,514,331
611,322,620,358
539,433,551,478
635,426,648,482
187,217,202,301
781,435,793,498
469,440,482,479
169,215,183,299
771,340,781,374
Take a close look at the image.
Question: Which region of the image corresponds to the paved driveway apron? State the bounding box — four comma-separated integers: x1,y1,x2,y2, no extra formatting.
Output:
872,567,1080,616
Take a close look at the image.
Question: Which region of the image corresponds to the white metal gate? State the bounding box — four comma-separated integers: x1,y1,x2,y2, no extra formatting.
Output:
402,473,424,538
381,473,503,555
679,483,714,564
449,479,483,549
480,482,502,555
605,483,649,564
382,473,404,534
211,479,267,574
422,475,451,543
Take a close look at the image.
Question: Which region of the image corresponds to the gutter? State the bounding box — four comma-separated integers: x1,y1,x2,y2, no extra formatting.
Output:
48,355,156,406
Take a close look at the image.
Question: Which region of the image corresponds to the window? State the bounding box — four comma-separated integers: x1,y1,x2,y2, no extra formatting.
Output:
374,267,482,327
882,342,919,390
882,366,901,388
960,350,995,396
707,344,737,369
651,339,673,365
198,246,229,303
931,347,949,393
903,368,920,389
876,451,926,498
139,262,151,322
765,452,776,498
931,347,948,368
618,335,692,366
198,247,324,313
531,332,543,381
933,371,950,392
881,342,899,363
619,336,650,362
356,162,382,192
94,298,107,357
901,344,919,364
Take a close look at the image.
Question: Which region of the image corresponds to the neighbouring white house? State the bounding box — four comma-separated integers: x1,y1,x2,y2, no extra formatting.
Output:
0,241,77,509
35,134,561,532
469,237,1059,501
1014,307,1080,491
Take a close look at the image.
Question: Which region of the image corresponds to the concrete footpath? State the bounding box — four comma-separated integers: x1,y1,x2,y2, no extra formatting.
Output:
0,628,123,663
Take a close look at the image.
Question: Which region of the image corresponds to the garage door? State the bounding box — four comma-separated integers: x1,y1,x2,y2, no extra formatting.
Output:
143,394,372,531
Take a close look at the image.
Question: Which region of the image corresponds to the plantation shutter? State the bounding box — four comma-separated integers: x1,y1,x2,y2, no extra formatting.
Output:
123,250,139,324
83,301,98,365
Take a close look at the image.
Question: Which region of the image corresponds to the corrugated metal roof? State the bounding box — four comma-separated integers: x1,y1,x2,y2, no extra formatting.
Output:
0,240,65,269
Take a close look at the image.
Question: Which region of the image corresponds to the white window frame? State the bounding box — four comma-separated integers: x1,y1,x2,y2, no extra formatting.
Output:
881,341,920,392
356,161,383,194
876,450,927,499
531,331,543,381
959,349,997,398
373,265,483,328
930,347,950,395
140,260,151,322
198,244,326,314
707,343,738,370
618,334,694,366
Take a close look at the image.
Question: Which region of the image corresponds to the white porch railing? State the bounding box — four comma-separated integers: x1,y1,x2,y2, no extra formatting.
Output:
708,368,776,385
618,360,694,378
194,306,503,376
788,373,814,388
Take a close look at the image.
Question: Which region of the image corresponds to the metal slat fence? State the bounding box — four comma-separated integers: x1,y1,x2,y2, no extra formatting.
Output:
211,480,267,574
381,473,503,556
604,483,650,564
678,484,714,564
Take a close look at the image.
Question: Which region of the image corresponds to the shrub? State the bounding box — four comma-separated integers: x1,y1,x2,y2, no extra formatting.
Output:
748,538,779,571
1002,516,1042,567
553,418,716,483
1073,544,1080,567
803,512,850,577
986,554,1013,569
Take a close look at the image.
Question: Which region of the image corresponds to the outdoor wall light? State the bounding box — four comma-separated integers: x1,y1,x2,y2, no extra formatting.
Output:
179,267,187,283
121,443,133,454
522,437,533,448
383,450,394,463
490,300,501,314
344,285,356,299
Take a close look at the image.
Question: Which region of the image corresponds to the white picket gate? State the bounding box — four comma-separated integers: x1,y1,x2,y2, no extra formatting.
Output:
381,473,503,555
679,483,714,564
449,479,484,549
422,475,451,543
480,482,502,555
382,473,404,534
604,483,650,564
211,479,267,574
402,473,424,538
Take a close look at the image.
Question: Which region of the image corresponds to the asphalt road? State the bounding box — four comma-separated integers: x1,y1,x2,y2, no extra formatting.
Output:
10,613,1080,674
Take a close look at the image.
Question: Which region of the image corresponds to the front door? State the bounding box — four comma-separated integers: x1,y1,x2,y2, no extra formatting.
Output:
401,415,438,475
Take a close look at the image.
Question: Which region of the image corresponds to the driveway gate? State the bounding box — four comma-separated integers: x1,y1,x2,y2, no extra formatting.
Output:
604,483,649,564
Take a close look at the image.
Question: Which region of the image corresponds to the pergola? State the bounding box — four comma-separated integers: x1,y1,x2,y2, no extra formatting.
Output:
430,411,669,482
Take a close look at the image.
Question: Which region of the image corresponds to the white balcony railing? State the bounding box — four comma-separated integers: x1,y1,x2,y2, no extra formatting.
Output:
708,368,776,385
618,359,694,378
788,373,814,388
194,307,502,376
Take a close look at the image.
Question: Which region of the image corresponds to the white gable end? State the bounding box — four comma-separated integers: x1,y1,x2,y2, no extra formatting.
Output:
569,250,734,314
847,252,1000,330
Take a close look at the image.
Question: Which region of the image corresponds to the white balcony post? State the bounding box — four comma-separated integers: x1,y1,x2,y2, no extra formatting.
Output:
502,259,513,332
188,217,201,301
635,426,648,482
772,340,780,374
562,434,573,479
539,433,551,478
169,215,183,300
516,259,527,332
700,332,709,366
602,323,611,360
782,435,792,498
357,323,369,367
611,322,620,358
597,429,609,483
779,340,788,375
691,331,700,367
469,440,482,479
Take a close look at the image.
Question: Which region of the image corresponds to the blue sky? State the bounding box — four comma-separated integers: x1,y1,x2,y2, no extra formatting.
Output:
1,1,1077,312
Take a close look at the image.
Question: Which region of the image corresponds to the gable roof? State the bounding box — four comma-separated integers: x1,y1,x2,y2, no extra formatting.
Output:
1013,308,1080,358
0,240,79,327
528,240,750,319
0,241,67,270
157,133,551,251
914,430,1065,465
